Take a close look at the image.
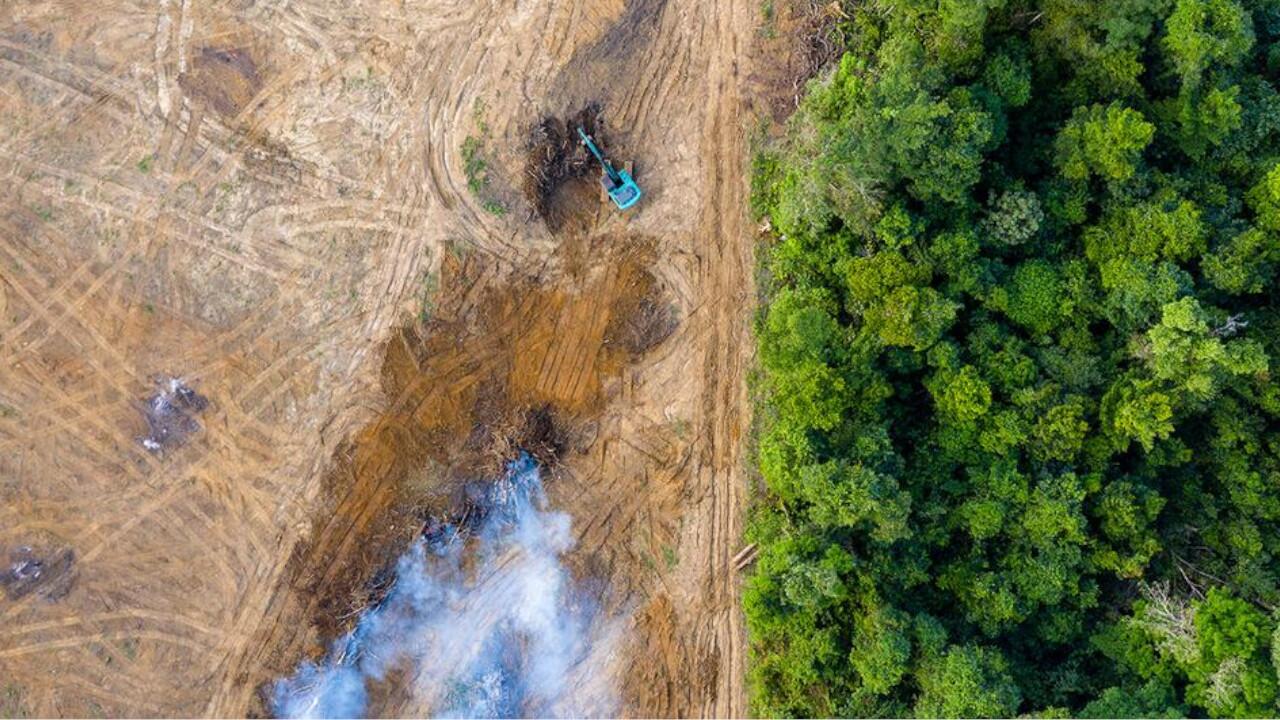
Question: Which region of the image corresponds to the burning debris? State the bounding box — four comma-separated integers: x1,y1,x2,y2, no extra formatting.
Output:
139,376,209,452
1,545,76,601
271,454,613,719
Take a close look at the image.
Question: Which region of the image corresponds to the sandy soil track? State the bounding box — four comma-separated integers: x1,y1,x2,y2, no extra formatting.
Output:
0,0,764,715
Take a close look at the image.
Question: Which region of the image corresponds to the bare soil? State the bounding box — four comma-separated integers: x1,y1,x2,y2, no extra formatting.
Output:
0,0,804,714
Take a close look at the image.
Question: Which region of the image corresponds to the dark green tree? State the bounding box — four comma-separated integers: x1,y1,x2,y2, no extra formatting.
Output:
747,0,1280,715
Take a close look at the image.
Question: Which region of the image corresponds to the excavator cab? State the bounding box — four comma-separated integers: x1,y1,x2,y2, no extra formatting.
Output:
578,127,642,210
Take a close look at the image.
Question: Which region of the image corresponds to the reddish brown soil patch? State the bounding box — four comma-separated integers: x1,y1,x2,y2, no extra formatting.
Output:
244,235,670,713
603,269,678,356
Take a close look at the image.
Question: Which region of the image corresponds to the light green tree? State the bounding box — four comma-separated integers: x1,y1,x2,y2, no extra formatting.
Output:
914,645,1022,718
1055,102,1155,182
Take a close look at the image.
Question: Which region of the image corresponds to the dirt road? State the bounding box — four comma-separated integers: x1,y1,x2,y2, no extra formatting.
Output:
0,0,762,715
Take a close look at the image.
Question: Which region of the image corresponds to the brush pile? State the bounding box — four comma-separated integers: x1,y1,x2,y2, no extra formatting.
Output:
522,104,605,221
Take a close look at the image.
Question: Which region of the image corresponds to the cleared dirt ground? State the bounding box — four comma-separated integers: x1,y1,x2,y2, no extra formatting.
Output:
0,0,797,714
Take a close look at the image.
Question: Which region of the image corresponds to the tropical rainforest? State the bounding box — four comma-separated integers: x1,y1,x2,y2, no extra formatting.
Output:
747,0,1280,716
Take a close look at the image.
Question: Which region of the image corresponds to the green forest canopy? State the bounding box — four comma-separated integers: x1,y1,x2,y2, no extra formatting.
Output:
747,0,1280,716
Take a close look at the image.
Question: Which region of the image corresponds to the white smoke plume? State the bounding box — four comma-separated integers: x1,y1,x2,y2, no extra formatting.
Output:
272,454,618,719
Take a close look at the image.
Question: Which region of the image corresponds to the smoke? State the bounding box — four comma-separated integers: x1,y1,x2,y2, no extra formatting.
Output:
272,454,616,719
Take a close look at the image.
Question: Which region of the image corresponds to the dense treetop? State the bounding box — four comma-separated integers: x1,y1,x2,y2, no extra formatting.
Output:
747,0,1280,716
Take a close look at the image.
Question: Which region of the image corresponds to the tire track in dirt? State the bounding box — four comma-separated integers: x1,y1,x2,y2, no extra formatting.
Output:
539,0,755,713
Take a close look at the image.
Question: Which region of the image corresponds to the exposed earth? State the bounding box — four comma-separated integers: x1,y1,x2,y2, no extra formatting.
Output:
0,0,811,715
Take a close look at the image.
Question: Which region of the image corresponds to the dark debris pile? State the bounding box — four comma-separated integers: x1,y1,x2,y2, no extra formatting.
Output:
140,376,209,452
522,103,605,222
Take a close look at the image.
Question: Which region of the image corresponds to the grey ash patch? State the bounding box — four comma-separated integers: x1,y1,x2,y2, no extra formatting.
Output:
1,545,76,602
140,377,209,453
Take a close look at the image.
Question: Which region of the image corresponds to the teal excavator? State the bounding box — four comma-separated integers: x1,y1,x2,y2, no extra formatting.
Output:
577,127,642,210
